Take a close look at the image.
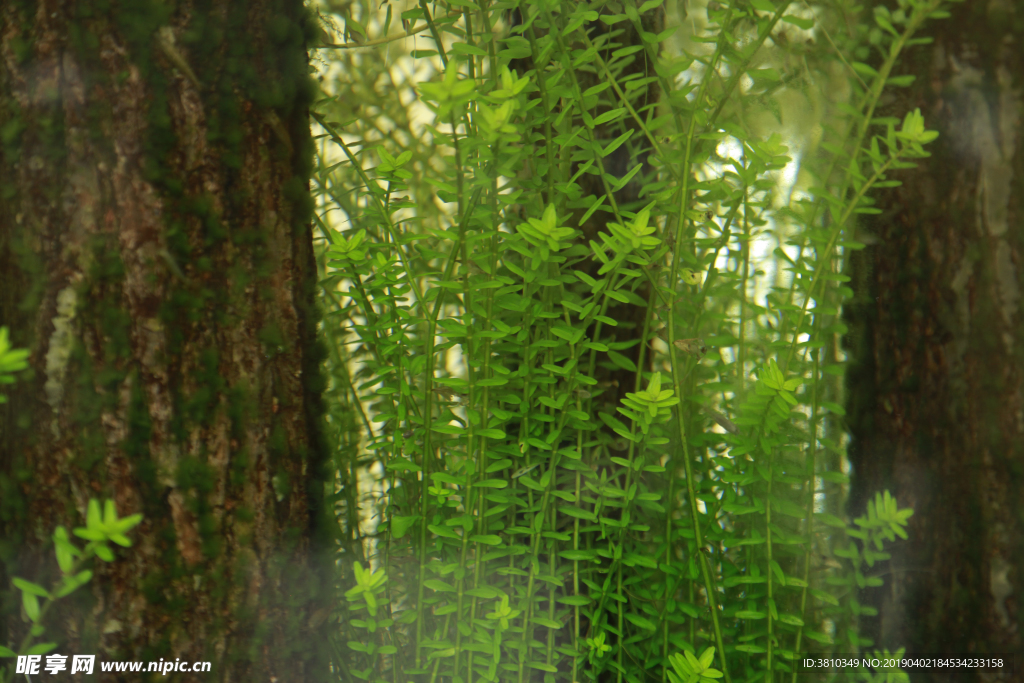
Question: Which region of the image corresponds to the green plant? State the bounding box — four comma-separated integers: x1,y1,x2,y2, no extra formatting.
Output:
307,0,954,680
344,561,398,680
0,500,143,682
0,327,28,403
668,646,724,683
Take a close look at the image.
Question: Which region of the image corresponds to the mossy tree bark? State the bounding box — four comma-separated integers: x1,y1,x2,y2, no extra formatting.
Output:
0,2,332,681
844,1,1022,673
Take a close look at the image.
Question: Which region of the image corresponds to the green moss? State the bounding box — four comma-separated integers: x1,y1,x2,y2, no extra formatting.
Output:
0,114,27,171
235,506,254,524
182,193,227,245
304,338,329,397
176,453,225,559
283,176,317,232
258,322,286,352
227,383,254,487
176,456,215,495
198,510,221,558
267,423,287,464
3,0,330,666
68,342,110,473
182,347,224,427
9,232,43,313
146,524,185,592
125,372,158,484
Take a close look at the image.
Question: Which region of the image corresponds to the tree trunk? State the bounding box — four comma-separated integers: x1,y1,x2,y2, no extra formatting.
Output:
844,1,1022,676
0,3,331,681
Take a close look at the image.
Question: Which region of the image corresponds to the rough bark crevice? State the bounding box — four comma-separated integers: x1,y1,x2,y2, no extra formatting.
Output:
0,3,330,681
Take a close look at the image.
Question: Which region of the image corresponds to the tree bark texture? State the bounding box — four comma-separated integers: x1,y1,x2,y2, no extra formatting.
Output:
844,1,1022,677
0,2,331,681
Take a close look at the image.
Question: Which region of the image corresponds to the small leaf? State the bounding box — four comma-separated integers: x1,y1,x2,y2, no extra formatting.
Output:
108,533,132,548
73,528,105,542
680,268,702,285
24,642,57,656
22,591,40,622
781,14,814,29
13,578,50,598
390,515,420,539
86,499,102,530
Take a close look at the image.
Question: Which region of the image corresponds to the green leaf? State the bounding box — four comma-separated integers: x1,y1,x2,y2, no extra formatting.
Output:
852,61,879,78
638,0,665,13
474,479,509,489
13,578,50,598
424,579,456,593
428,524,460,539
769,560,786,586
469,534,503,545
607,350,637,372
390,515,420,539
557,595,591,606
108,533,132,548
22,591,40,622
451,42,487,56
113,513,143,533
559,549,598,561
887,75,916,88
811,588,839,606
94,543,114,562
557,505,597,521
779,613,805,626
735,610,766,619
781,14,814,29
623,553,658,569
86,499,102,530
592,108,626,126
24,642,57,656
822,401,846,416
54,570,92,598
625,612,657,631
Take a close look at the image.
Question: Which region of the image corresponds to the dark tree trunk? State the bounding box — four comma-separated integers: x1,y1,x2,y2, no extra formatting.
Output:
0,2,331,681
844,1,1022,677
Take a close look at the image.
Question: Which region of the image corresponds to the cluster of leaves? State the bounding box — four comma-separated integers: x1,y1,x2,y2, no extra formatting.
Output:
0,327,28,404
0,500,143,683
309,0,953,681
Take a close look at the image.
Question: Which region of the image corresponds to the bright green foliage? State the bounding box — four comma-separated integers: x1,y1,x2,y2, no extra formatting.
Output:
515,204,576,269
345,561,389,619
327,228,369,262
308,0,954,681
342,562,399,680
0,500,142,681
668,646,724,683
620,372,679,435
0,327,28,403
